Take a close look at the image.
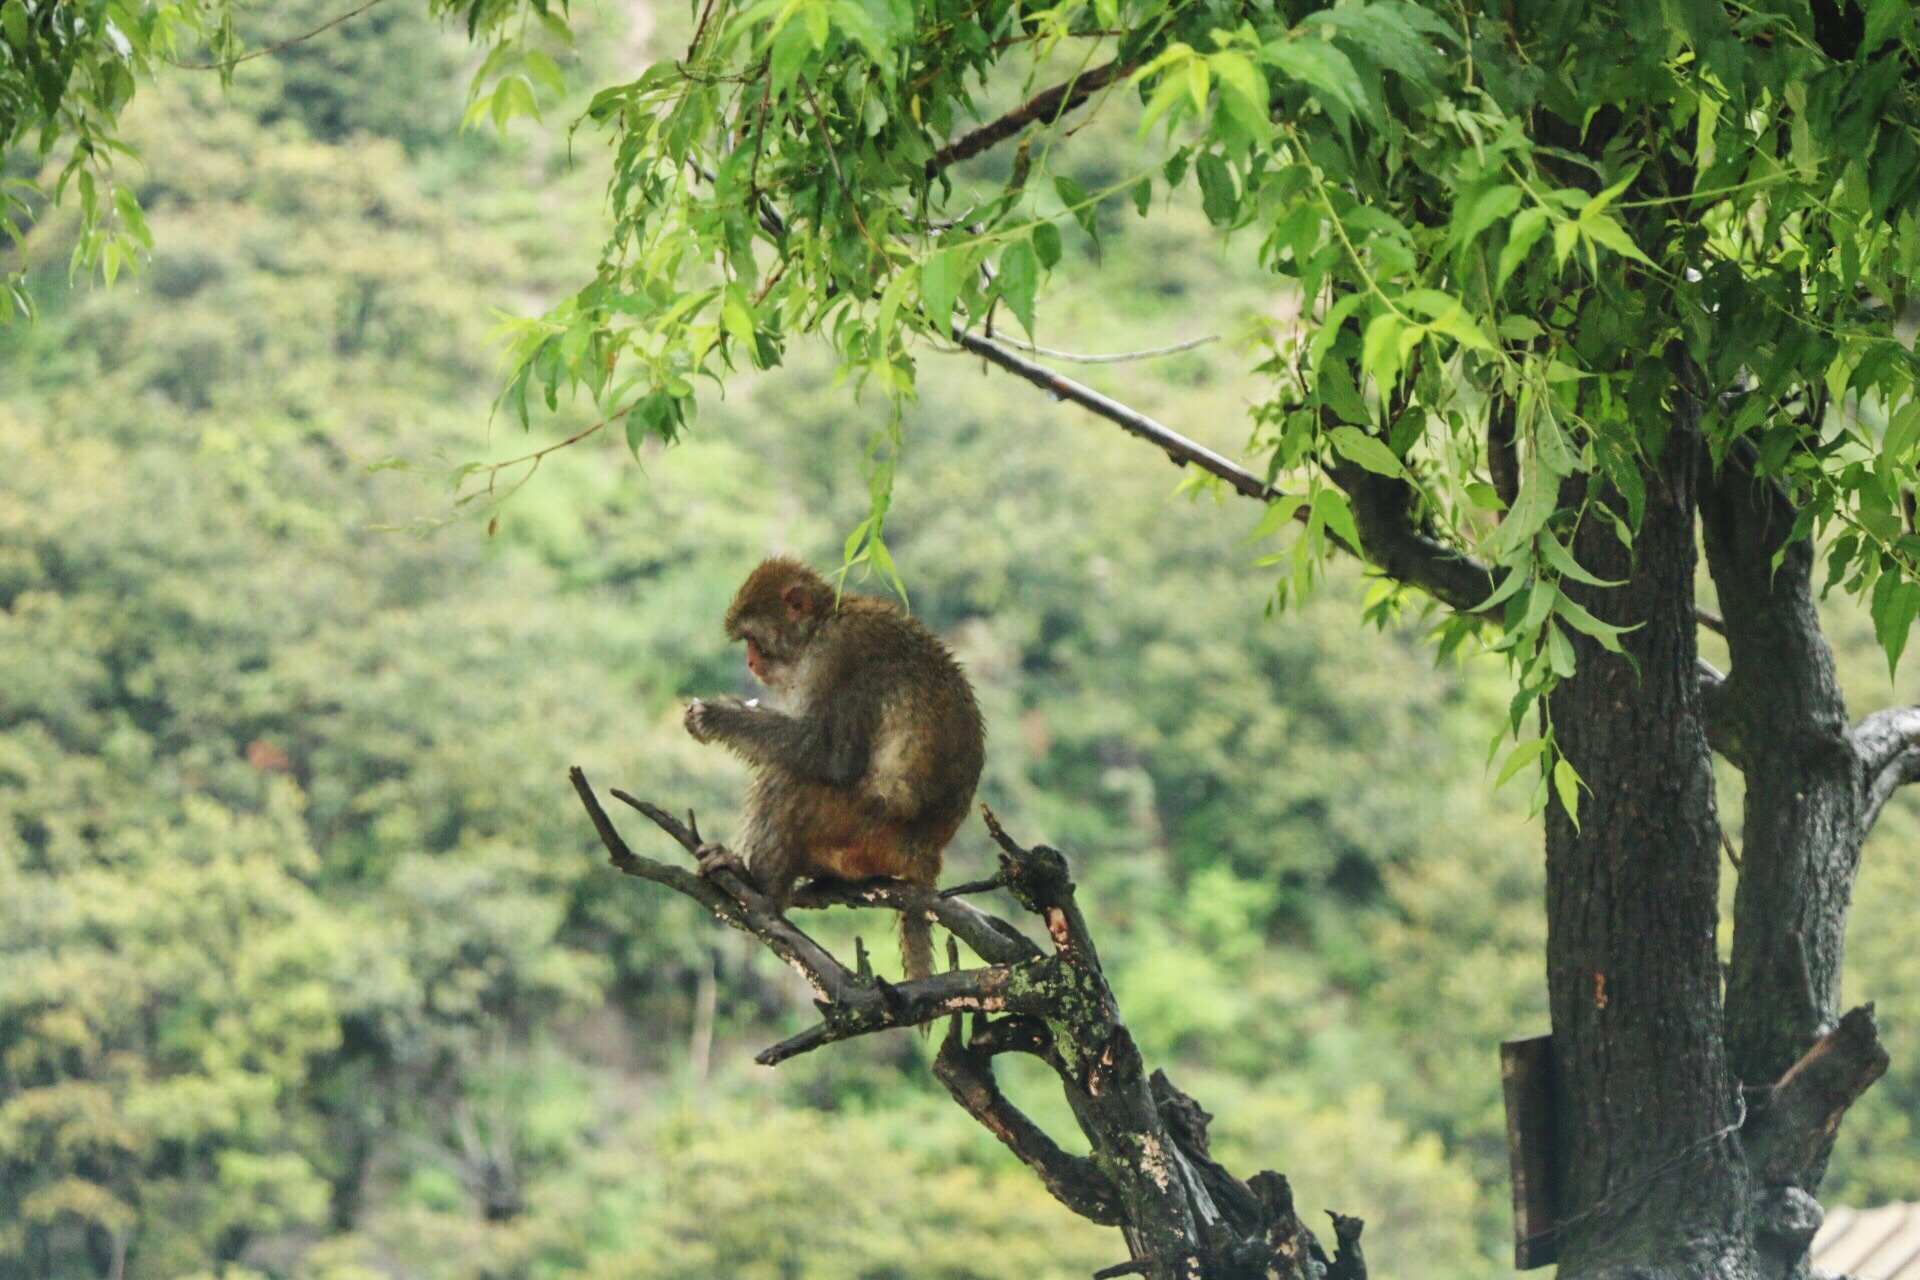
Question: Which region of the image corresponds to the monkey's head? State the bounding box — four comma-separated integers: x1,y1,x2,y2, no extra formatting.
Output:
724,557,832,692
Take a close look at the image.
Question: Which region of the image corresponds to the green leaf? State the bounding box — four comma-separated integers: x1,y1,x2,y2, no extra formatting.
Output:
1497,206,1549,288
1552,219,1581,269
920,248,964,336
1864,0,1910,50
1535,416,1580,477
1326,425,1406,477
721,285,757,347
1580,170,1638,221
1546,621,1576,676
873,266,915,348
1310,485,1361,550
1315,359,1369,423
1553,756,1583,827
1465,481,1507,512
995,241,1038,337
1871,571,1920,675
1539,531,1623,587
1452,185,1521,258
1483,445,1554,559
1885,399,1920,460
1360,313,1406,388
1195,152,1238,225
1579,213,1653,265
1553,593,1635,653
1208,49,1271,145
1032,221,1063,269
1248,494,1307,542
112,187,152,250
1263,37,1371,129
1476,567,1530,611
524,48,568,96
1495,737,1549,789
1054,175,1099,241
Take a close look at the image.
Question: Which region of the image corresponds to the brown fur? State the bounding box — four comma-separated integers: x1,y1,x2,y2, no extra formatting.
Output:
687,558,985,979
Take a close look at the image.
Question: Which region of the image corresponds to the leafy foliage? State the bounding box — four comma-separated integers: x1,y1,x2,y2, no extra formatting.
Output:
480,0,1920,792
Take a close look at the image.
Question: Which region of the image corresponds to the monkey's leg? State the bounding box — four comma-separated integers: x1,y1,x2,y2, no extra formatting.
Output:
728,771,817,908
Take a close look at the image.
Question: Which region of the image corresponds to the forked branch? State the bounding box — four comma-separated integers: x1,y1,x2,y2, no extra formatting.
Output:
569,766,1365,1280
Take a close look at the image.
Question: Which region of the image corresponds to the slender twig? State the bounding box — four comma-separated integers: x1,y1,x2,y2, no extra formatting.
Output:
987,333,1219,364
162,0,389,70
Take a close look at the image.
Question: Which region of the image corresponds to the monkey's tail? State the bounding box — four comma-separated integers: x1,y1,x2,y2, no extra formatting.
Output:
898,909,934,983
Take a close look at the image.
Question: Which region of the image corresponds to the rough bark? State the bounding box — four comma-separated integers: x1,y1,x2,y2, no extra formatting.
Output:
1700,442,1866,1097
1544,396,1750,1279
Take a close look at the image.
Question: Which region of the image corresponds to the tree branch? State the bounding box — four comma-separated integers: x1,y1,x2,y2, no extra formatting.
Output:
791,876,1043,966
925,60,1128,180
953,330,1286,505
1697,431,1869,1089
952,330,1495,614
1745,1005,1889,1187
1852,705,1920,831
572,770,854,998
1328,460,1498,614
572,771,1357,1279
934,1014,1126,1225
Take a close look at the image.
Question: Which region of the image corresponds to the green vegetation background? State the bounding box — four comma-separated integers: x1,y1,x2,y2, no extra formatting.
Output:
2,6,1915,1278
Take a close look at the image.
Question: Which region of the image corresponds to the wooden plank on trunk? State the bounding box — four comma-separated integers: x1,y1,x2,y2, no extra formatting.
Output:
1502,1033,1561,1269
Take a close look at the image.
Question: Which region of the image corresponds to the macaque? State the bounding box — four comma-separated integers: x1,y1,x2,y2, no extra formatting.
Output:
684,557,985,980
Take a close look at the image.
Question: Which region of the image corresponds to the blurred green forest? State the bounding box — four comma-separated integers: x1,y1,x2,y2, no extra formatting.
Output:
1,5,1916,1279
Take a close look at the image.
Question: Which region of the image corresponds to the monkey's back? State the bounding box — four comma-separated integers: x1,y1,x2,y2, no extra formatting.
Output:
822,597,984,843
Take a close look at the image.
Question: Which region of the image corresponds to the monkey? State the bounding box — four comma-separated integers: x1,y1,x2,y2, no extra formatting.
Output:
683,557,985,981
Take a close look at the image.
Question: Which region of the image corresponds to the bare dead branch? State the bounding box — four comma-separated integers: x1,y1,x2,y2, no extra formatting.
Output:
1746,1005,1890,1186
1325,1211,1368,1280
790,877,1042,965
576,769,852,998
925,61,1129,180
756,960,1049,1065
934,1015,1126,1225
573,775,1355,1278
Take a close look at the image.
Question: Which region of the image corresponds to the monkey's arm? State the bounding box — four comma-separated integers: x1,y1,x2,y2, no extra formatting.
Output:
685,696,871,787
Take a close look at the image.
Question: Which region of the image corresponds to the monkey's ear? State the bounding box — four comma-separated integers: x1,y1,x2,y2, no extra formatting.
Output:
780,584,816,619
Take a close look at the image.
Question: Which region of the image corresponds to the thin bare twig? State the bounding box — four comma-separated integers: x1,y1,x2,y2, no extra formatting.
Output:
987,333,1219,364
162,0,389,70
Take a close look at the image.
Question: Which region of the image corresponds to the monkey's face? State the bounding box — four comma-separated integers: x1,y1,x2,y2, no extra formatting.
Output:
731,621,801,694
724,560,827,695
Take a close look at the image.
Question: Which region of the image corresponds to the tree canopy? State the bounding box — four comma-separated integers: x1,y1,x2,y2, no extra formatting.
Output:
7,3,1920,1279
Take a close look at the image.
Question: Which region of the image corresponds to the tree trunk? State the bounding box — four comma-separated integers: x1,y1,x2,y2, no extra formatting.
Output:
1544,396,1750,1279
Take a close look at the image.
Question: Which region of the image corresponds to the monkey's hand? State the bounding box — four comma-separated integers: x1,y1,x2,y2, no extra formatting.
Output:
695,841,751,884
684,696,751,744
